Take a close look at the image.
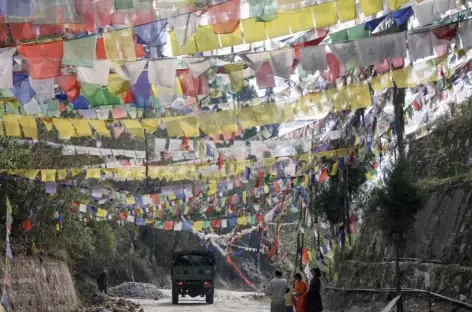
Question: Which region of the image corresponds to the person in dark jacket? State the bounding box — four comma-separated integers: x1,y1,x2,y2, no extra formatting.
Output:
97,269,108,294
305,268,323,312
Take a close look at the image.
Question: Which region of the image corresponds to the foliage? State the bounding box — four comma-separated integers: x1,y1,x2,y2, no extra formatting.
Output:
408,99,472,179
369,157,425,243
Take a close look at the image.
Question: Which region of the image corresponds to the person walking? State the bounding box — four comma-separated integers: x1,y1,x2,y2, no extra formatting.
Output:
292,273,308,312
306,268,323,312
267,270,288,312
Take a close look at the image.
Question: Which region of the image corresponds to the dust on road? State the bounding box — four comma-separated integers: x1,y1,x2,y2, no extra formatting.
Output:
134,289,270,312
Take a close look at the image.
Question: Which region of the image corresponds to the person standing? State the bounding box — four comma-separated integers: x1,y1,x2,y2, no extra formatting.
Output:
285,287,294,312
292,273,308,312
306,268,323,312
97,269,108,294
267,270,288,312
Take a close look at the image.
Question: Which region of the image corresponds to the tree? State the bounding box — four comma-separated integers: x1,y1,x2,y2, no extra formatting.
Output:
369,157,425,312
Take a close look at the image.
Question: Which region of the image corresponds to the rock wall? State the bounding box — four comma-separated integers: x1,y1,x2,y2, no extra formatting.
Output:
334,179,472,306
352,180,472,265
2,256,78,312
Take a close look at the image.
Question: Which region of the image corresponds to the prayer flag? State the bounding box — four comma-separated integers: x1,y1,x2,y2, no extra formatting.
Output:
207,0,241,34
103,28,136,62
20,41,63,79
134,19,168,47
63,35,97,68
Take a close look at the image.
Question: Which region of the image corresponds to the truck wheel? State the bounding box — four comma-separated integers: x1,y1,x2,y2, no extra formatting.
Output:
205,293,214,304
172,289,179,304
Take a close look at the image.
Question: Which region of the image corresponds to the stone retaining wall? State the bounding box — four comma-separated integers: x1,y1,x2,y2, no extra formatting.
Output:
2,256,78,312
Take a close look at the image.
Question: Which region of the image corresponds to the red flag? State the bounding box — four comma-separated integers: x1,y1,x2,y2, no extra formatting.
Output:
318,168,329,183
163,221,174,230
0,15,7,42
255,171,265,188
207,0,241,34
55,75,80,102
23,218,32,232
21,41,63,79
211,220,221,228
302,248,309,265
255,62,276,89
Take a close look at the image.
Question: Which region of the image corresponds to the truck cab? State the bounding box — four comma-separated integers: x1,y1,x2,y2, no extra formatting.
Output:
171,251,216,304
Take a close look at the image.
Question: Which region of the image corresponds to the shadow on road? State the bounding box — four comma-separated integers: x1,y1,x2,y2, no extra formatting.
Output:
158,302,211,307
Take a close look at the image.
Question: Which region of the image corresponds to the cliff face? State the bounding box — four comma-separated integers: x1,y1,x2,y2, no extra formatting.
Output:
334,175,472,306
2,256,78,312
332,111,472,308
353,181,472,266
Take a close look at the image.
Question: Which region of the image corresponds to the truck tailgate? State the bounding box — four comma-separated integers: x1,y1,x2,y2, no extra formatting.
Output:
172,266,215,281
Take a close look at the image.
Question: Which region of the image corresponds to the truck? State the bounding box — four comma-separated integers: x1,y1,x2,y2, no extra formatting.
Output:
171,250,216,305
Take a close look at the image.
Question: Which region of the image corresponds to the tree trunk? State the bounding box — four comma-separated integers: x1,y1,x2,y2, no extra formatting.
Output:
343,168,352,246
393,85,406,159
395,242,403,312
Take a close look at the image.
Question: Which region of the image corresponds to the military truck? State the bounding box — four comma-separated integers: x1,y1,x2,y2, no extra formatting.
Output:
171,250,216,304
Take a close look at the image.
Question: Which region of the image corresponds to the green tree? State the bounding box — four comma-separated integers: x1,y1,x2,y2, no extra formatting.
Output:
369,157,425,312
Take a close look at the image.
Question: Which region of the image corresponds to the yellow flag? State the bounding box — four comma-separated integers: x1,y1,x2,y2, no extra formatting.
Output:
286,7,315,32
209,179,217,194
71,169,82,177
220,27,244,47
336,0,356,22
141,118,160,133
370,72,393,91
86,168,101,179
122,120,144,138
359,0,383,16
195,26,221,52
130,167,145,180
88,120,110,137
53,119,77,139
126,196,135,205
42,119,54,131
116,168,129,180
3,115,21,137
224,63,245,92
178,116,200,137
23,170,39,179
57,169,67,181
266,16,290,39
237,107,258,129
17,115,38,139
193,220,204,232
165,116,185,137
241,19,267,43
253,103,278,126
41,169,56,182
103,28,136,62
70,119,93,137
331,161,338,176
237,216,248,226
392,67,416,88
108,73,129,95
312,2,337,27
387,0,407,10
96,208,108,218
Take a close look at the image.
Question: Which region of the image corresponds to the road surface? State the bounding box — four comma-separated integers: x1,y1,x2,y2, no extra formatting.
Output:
134,289,270,312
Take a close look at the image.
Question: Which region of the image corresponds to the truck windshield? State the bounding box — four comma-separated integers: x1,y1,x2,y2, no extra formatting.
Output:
173,254,214,266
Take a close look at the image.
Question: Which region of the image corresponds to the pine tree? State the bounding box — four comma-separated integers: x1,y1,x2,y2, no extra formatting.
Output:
370,157,425,312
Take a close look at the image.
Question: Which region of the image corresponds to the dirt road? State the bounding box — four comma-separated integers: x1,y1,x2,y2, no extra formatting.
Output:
134,289,270,312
